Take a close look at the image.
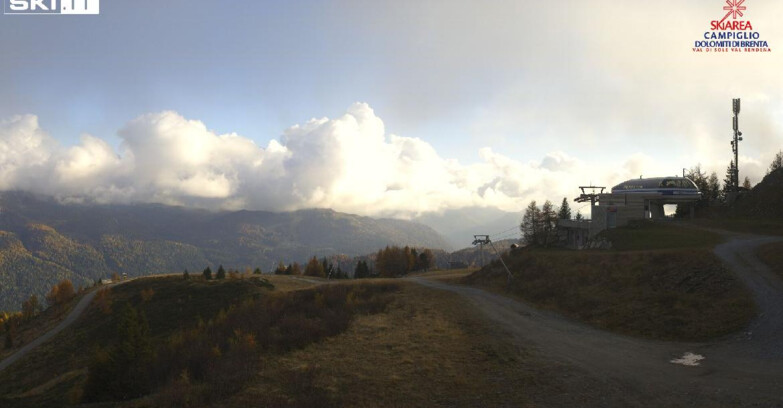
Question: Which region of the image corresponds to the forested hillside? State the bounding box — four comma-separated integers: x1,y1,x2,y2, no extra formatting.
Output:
0,192,450,311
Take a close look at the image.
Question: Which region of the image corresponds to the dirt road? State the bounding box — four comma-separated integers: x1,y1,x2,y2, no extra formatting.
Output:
412,234,783,407
0,280,135,374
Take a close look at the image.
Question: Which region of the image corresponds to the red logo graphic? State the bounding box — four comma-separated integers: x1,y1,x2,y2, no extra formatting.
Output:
711,0,751,31
719,0,746,24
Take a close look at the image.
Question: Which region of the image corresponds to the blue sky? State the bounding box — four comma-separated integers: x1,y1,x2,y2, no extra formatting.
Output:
1,0,782,216
2,1,488,157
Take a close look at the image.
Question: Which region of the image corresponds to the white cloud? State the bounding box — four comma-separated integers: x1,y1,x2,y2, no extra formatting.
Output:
0,103,771,218
0,115,55,190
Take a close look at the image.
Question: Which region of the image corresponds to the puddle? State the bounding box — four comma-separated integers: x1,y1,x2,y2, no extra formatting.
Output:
670,352,705,366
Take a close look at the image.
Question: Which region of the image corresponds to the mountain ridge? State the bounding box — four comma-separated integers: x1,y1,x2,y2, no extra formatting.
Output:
0,191,450,311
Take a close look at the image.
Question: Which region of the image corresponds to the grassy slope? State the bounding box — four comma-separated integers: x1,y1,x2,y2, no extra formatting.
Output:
0,277,576,408
463,222,755,341
228,282,543,408
0,292,86,361
692,217,783,237
0,276,274,407
600,221,723,250
756,241,783,279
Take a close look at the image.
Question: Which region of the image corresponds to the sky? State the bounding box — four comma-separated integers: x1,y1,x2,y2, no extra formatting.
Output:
1,0,782,218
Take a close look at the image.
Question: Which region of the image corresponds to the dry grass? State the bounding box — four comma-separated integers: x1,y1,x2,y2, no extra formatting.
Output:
1,275,630,407
757,241,783,279
407,267,477,282
228,281,540,408
692,217,783,237
258,274,324,291
463,248,755,341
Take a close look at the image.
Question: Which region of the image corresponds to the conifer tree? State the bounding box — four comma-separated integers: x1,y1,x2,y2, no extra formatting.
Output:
769,151,783,174
707,172,720,200
541,200,557,247
722,160,735,195
216,265,226,280
305,256,325,277
274,262,286,275
354,260,369,279
418,249,434,271
557,197,572,220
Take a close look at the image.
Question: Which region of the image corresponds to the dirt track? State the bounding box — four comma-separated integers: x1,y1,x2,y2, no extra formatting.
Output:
0,280,135,374
412,234,783,407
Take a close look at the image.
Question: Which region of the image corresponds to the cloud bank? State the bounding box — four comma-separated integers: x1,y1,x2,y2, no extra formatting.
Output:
0,103,762,218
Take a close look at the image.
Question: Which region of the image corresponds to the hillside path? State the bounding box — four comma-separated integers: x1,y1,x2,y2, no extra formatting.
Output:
410,233,783,407
0,281,129,373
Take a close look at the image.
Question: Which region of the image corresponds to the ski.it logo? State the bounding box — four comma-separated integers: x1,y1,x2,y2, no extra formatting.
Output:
4,0,99,15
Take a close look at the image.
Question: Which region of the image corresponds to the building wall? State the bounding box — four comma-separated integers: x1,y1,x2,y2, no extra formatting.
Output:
589,193,675,237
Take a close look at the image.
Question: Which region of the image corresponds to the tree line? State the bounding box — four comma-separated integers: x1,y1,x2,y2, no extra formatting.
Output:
520,198,575,247
519,152,783,242
687,150,783,203
269,246,435,279
373,246,434,277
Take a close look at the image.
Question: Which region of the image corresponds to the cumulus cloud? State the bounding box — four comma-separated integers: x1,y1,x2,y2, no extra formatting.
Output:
0,103,713,217
0,115,55,189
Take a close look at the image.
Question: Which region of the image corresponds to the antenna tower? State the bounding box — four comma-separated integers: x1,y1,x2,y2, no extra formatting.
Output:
731,98,743,191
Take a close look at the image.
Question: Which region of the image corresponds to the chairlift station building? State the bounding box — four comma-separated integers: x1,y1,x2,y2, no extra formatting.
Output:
568,177,702,240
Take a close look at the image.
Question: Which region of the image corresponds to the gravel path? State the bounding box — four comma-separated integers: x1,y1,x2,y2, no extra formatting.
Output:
411,233,783,407
0,281,132,374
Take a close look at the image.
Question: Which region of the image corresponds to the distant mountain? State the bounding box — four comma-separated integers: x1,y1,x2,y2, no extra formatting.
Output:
0,192,450,311
415,207,521,248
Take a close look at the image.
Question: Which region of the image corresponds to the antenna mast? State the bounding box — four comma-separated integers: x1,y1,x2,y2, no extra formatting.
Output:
731,98,743,191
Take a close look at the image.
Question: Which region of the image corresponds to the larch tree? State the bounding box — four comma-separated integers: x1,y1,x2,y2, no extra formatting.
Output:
540,200,558,247
521,200,541,245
